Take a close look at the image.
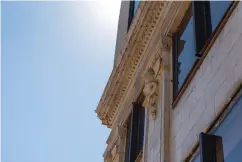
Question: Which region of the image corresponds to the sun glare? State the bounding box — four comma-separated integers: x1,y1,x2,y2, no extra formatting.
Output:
93,0,121,26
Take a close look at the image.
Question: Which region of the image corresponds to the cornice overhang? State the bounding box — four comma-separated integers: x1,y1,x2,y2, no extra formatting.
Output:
95,1,150,127
103,125,126,161
95,1,187,128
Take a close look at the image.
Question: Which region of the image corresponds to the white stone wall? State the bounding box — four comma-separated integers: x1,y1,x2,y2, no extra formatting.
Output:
171,3,242,162
144,64,170,162
146,101,162,162
113,1,130,68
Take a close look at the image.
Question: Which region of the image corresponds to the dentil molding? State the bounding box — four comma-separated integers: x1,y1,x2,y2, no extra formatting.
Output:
95,1,168,128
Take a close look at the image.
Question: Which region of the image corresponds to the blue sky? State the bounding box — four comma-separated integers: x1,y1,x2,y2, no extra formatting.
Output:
2,1,120,162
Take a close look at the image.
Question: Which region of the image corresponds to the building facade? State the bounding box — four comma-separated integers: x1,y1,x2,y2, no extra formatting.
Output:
96,1,242,162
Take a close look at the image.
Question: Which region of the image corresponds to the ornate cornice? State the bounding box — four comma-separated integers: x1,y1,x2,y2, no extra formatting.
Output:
96,1,187,128
96,1,190,160
96,1,168,128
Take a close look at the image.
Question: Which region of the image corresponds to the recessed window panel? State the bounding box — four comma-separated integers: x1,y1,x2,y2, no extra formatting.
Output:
173,1,234,98
209,1,232,32
125,103,145,162
192,93,242,162
177,7,196,90
214,95,242,161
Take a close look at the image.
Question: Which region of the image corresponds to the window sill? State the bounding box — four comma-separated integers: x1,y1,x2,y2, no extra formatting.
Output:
172,1,238,109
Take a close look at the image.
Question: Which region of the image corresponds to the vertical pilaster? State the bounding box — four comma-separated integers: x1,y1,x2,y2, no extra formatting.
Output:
160,36,172,162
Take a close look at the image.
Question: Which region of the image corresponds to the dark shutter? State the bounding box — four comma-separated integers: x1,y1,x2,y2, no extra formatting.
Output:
172,34,179,98
129,104,139,162
125,116,131,162
193,1,212,57
125,103,145,162
199,132,224,162
137,104,145,153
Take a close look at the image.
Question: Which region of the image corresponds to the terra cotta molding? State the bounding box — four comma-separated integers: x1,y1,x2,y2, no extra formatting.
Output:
96,1,189,128
96,1,169,128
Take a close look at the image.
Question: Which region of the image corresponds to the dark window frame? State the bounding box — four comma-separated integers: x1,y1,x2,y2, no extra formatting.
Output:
127,1,135,31
125,102,145,162
199,133,224,162
173,1,234,102
172,4,196,98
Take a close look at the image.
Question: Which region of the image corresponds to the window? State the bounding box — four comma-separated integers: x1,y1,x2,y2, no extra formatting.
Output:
210,1,232,32
214,96,242,162
128,1,140,31
125,103,145,162
191,88,242,162
173,1,233,98
173,5,196,92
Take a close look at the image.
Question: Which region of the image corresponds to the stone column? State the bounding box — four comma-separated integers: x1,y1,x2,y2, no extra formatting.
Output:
160,36,172,162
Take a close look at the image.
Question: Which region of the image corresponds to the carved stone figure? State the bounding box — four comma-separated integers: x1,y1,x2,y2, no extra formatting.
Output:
143,68,158,120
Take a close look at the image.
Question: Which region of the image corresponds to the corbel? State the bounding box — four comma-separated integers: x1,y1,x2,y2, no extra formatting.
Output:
143,67,159,120
142,35,172,120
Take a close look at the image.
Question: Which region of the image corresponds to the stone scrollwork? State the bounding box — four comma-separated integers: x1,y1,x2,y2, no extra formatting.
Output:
143,68,159,120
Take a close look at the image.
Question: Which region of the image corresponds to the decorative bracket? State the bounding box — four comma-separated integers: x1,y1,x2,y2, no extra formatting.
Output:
143,68,159,120
142,36,171,120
